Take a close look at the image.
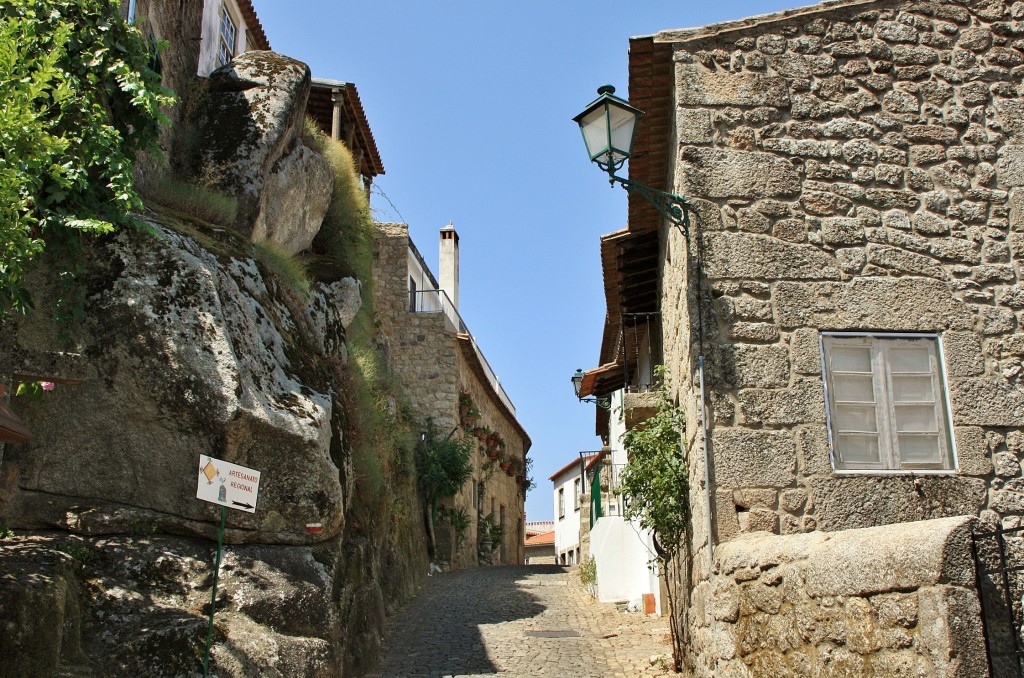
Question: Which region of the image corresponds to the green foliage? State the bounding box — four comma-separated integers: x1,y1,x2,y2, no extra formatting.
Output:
141,176,238,227
458,390,481,430
441,506,471,550
619,367,688,549
14,380,55,400
57,539,99,565
416,423,474,504
0,0,173,318
479,512,504,547
0,525,14,539
579,556,597,588
520,456,535,495
342,338,417,510
251,240,311,298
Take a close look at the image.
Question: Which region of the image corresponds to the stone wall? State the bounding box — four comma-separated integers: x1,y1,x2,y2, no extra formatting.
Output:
691,516,987,676
660,0,1024,550
373,224,527,568
650,0,1024,672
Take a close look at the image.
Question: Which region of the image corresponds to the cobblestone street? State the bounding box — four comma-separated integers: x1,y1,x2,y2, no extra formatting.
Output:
367,565,675,677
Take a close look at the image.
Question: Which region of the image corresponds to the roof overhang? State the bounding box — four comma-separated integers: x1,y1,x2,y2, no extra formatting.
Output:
308,79,385,178
238,0,270,51
576,35,676,440
548,453,598,481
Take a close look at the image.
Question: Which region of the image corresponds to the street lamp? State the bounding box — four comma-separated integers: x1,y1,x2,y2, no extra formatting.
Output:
573,85,691,236
571,369,611,411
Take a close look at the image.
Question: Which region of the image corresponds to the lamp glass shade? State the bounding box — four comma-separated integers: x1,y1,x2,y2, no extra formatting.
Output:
573,86,643,171
571,369,585,398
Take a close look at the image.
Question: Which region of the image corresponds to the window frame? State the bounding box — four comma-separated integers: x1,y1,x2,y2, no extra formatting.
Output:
216,2,240,68
819,331,958,475
558,487,565,519
573,478,581,511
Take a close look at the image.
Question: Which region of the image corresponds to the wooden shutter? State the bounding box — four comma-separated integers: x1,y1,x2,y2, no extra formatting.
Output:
824,337,885,470
882,339,949,469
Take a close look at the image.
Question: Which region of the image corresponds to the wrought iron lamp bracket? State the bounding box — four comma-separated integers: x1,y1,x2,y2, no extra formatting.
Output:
578,394,612,411
607,171,690,238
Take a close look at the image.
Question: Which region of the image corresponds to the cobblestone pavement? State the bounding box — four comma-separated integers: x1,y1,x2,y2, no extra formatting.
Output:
366,565,676,677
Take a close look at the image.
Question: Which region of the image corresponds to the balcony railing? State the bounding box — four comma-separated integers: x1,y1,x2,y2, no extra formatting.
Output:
410,289,515,414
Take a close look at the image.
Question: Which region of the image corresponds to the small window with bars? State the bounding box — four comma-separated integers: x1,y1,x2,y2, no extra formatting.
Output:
821,333,955,472
217,4,238,68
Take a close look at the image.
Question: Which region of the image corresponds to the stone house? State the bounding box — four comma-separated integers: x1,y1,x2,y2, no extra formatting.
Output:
575,0,1024,674
373,223,530,568
524,530,556,565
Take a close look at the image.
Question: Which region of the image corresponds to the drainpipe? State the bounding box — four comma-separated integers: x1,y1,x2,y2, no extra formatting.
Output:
698,356,713,567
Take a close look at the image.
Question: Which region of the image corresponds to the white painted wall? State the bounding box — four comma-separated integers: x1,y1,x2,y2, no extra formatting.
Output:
590,515,661,614
551,463,583,565
587,389,662,613
198,0,249,76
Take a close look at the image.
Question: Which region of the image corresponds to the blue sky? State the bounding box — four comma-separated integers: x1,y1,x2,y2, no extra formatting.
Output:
256,0,801,521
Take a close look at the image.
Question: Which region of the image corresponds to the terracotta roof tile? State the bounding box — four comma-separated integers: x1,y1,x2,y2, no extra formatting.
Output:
238,0,270,51
525,531,555,546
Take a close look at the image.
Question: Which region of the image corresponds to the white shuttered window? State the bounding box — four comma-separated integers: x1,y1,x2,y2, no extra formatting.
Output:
822,334,954,472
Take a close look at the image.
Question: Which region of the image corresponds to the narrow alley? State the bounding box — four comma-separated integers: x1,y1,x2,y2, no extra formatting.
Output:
367,566,674,677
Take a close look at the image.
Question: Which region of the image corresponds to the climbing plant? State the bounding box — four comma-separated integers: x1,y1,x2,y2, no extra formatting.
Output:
618,365,688,672
0,0,173,320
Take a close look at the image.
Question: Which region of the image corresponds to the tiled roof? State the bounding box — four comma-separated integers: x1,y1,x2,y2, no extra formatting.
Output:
308,80,386,178
239,0,270,51
525,531,555,546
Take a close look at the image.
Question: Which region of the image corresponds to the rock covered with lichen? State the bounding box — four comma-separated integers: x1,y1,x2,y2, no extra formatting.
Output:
2,217,355,545
188,50,333,254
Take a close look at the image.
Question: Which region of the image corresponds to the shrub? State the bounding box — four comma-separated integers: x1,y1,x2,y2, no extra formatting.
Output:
0,0,173,319
579,556,597,589
306,119,373,282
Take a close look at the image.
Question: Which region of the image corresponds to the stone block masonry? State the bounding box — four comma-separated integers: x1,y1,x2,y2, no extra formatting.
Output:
690,516,986,676
372,223,528,569
660,0,1024,546
648,0,1024,673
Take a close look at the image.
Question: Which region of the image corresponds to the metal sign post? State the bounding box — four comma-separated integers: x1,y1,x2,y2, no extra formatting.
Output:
203,505,226,677
196,455,262,676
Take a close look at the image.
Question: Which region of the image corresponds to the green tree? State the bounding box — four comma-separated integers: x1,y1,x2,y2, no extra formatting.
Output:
0,0,173,319
416,421,474,557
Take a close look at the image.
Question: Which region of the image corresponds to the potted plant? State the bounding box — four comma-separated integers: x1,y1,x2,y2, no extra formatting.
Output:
459,391,480,429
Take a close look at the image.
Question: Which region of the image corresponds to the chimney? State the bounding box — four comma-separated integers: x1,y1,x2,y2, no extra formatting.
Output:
439,222,459,310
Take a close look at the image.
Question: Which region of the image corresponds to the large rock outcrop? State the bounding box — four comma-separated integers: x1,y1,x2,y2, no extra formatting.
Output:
189,51,332,254
2,219,352,544
0,209,429,675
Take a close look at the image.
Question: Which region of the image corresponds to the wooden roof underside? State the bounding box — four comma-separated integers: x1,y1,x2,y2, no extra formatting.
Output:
307,82,385,178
